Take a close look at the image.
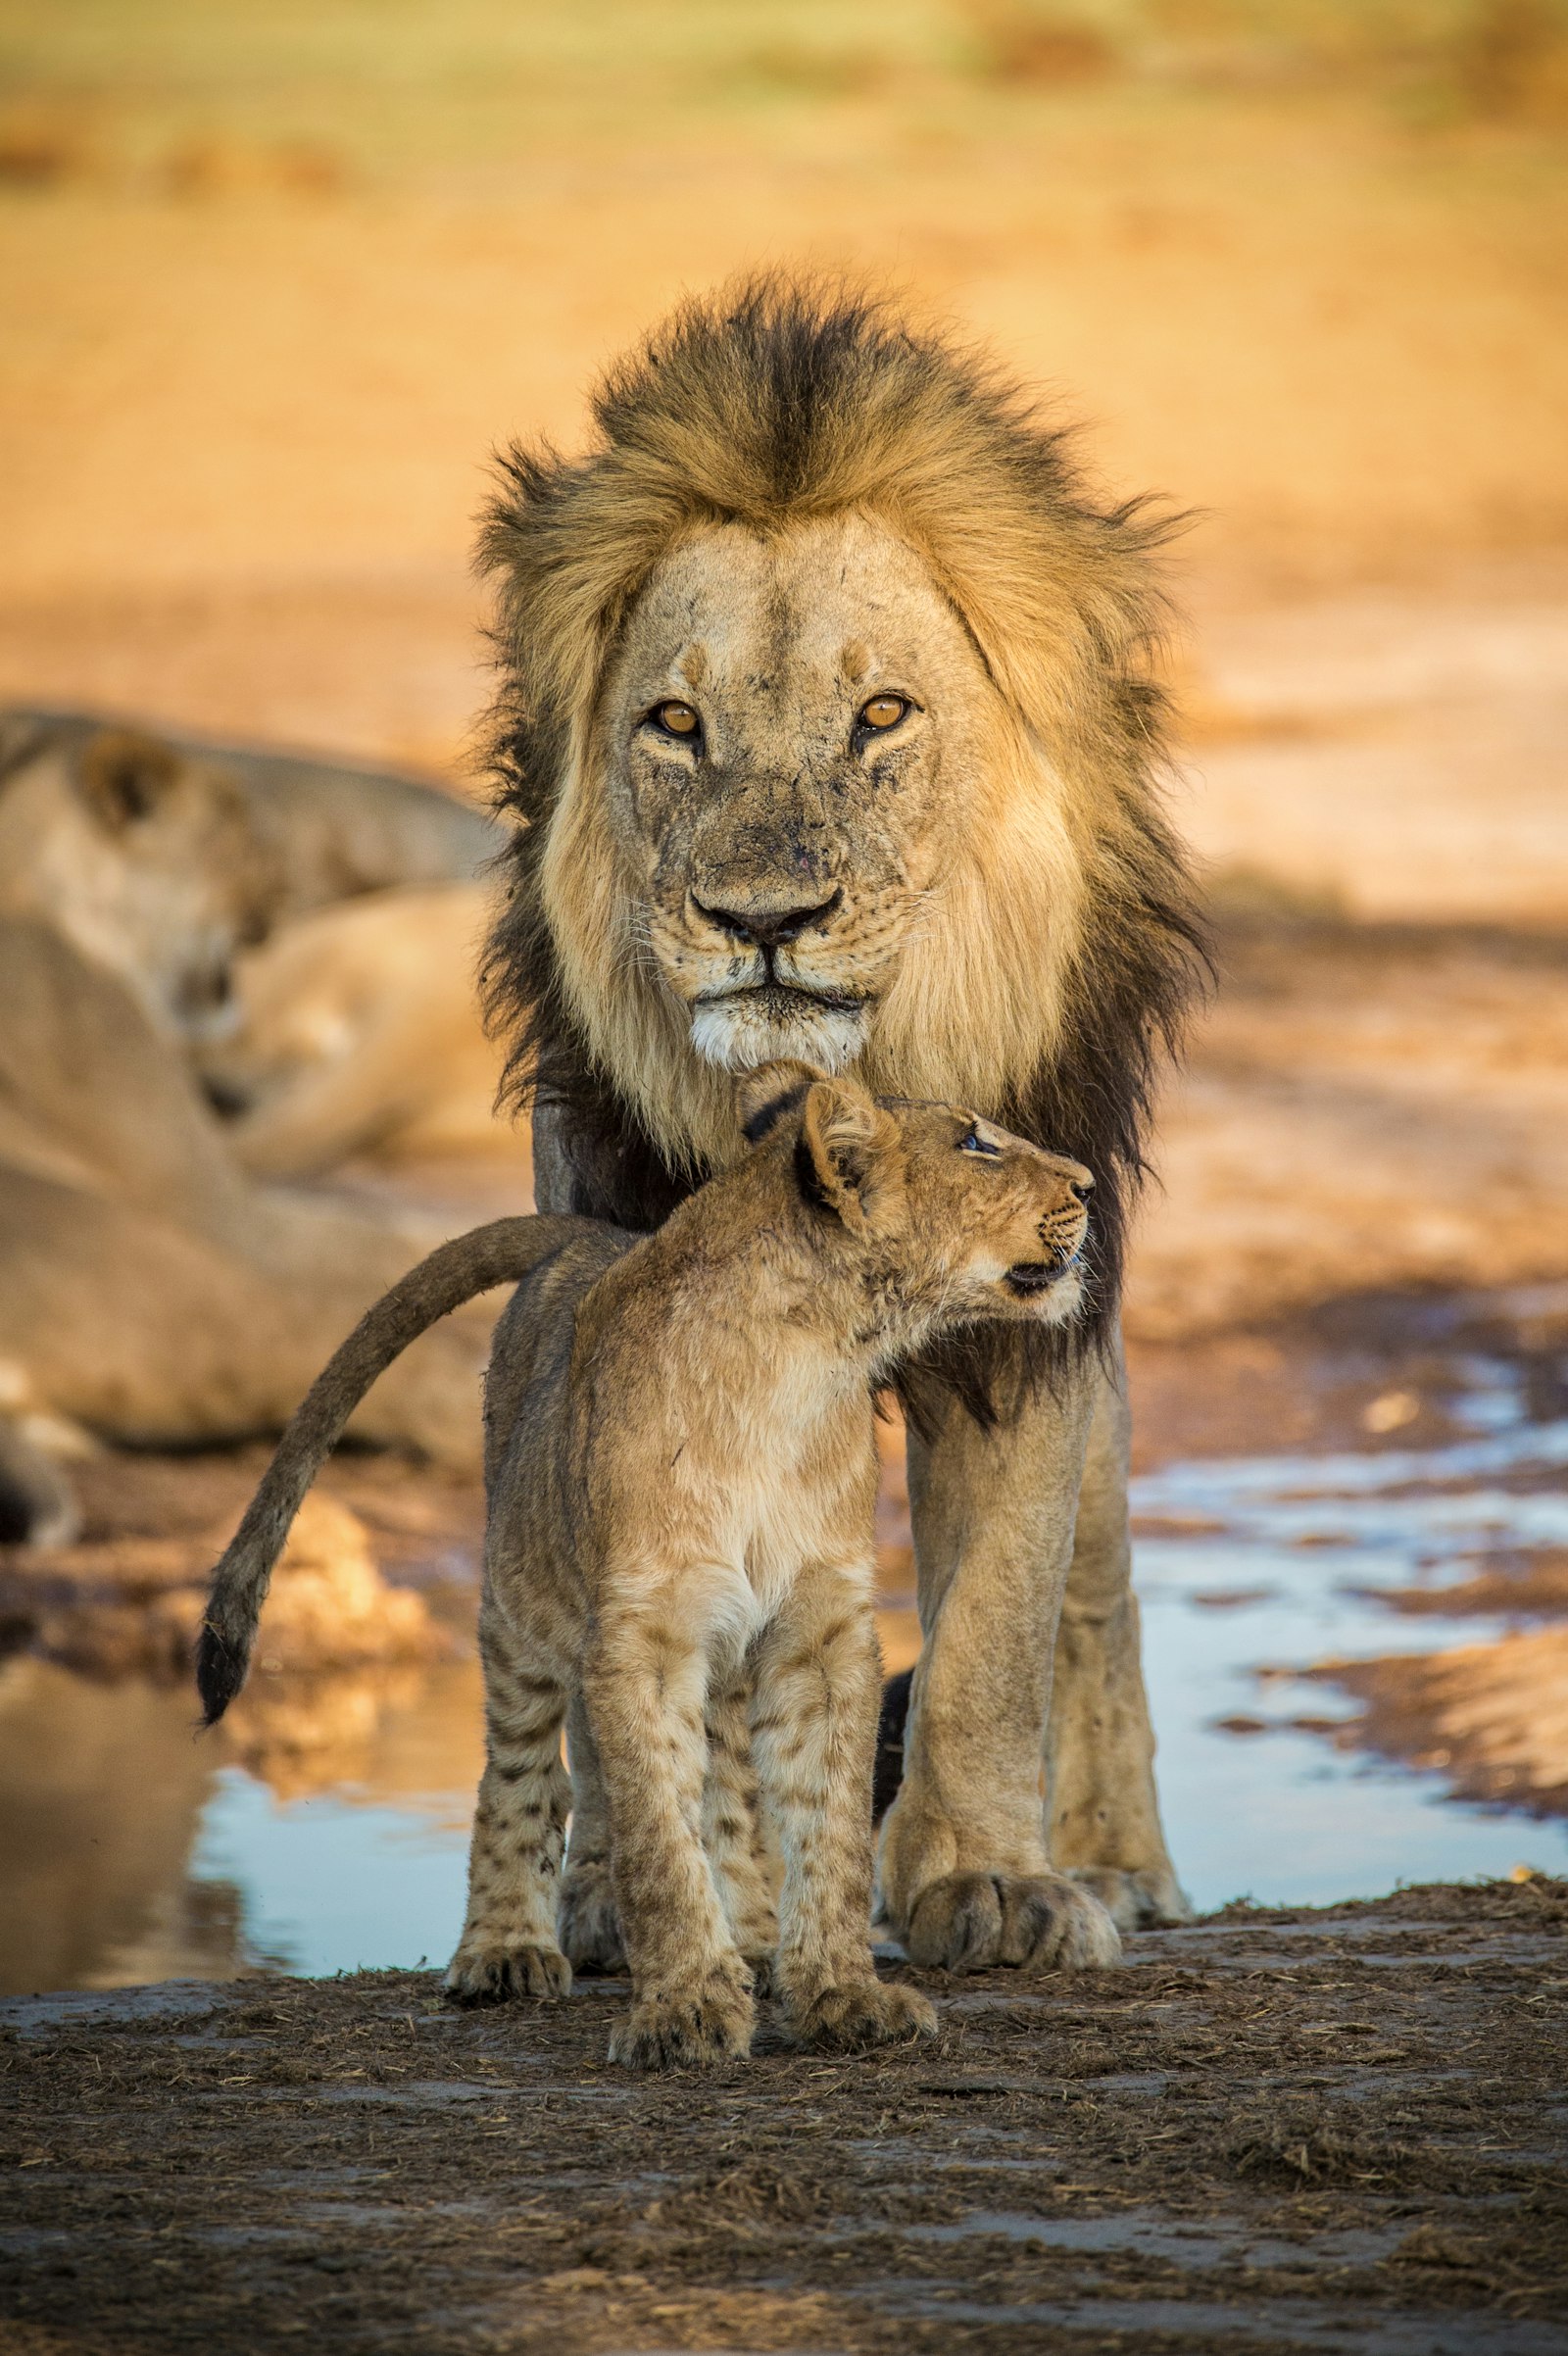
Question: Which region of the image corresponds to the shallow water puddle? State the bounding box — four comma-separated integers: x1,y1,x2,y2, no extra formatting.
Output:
1124,1354,1568,1908
1,1358,1564,1990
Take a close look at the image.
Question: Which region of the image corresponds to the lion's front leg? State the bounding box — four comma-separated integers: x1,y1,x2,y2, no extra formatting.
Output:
877,1353,1121,1976
1047,1335,1193,1931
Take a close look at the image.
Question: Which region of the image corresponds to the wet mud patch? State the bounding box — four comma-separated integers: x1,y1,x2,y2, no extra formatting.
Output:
2,1880,1564,2354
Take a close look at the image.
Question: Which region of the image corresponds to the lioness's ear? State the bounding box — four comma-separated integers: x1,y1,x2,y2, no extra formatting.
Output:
735,1059,826,1146
75,729,179,830
798,1079,906,1236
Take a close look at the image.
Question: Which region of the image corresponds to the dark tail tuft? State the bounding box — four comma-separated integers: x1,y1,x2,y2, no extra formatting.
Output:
195,1620,245,1727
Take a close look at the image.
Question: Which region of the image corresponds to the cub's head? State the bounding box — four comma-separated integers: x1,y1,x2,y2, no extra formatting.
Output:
735,1061,1091,1347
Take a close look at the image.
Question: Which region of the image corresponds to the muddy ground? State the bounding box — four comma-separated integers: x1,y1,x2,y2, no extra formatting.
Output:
2,1879,1565,2356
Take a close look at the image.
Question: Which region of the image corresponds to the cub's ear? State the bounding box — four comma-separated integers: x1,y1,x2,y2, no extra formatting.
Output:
735,1059,827,1146
75,729,180,830
798,1078,906,1236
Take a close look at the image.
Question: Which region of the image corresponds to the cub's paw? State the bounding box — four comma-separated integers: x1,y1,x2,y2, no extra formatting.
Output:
607,1973,755,2072
558,1862,625,1974
1065,1863,1195,1933
906,1873,1121,1974
788,1979,937,2053
443,1939,571,2004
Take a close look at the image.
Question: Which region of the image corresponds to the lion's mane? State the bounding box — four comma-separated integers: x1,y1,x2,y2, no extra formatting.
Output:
478,276,1206,1414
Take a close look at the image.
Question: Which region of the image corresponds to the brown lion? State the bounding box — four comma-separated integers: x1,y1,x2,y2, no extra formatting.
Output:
478,278,1207,1968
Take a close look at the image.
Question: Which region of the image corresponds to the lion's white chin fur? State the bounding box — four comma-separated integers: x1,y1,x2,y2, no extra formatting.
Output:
690,993,867,1076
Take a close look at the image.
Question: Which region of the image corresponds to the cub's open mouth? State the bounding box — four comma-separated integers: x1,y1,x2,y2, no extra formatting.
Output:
1004,1259,1074,1298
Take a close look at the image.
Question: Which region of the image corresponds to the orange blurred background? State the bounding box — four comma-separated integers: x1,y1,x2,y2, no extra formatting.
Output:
3,0,1566,782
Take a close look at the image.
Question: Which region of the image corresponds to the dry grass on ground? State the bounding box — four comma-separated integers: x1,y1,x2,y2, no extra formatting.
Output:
2,1878,1563,2355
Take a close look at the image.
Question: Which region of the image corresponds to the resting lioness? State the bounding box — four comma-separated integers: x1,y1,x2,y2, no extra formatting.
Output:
197,1063,1094,2068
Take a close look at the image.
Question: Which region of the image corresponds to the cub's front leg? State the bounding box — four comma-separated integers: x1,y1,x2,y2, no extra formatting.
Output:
584,1592,755,2071
753,1561,936,2054
560,1677,778,1982
703,1668,779,1986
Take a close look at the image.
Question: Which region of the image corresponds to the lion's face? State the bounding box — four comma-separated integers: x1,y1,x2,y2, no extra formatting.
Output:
589,513,1003,1077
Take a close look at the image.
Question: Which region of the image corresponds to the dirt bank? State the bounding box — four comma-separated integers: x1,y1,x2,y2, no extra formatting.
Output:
2,1879,1563,2355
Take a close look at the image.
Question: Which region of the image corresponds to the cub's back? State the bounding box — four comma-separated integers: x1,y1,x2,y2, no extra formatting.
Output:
481,1223,638,1497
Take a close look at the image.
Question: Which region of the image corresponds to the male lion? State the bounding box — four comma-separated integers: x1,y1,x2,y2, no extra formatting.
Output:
198,1063,1094,2064
478,279,1206,1969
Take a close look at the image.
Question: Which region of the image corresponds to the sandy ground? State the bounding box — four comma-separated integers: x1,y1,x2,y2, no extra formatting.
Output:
2,1878,1564,2356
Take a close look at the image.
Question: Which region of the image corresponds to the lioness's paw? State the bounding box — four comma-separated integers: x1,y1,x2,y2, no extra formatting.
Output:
607,1975,755,2072
1065,1863,1195,1933
905,1872,1121,1974
789,1979,937,2053
558,1862,625,1974
444,1939,571,2004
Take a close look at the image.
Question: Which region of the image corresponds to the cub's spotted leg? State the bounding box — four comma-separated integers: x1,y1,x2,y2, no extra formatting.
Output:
703,1669,778,1988
559,1692,625,1974
753,1561,936,2054
445,1600,570,2003
584,1592,755,2071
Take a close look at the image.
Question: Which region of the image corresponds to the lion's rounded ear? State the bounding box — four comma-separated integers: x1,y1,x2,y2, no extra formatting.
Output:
735,1059,827,1146
799,1079,906,1236
75,729,181,830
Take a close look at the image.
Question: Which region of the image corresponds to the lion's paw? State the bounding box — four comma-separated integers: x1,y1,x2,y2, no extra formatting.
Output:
558,1862,625,1974
1065,1863,1195,1933
443,1938,571,2005
607,1972,755,2072
788,1979,937,2053
905,1872,1122,1974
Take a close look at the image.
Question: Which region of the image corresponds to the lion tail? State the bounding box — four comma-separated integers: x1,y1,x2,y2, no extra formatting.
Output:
195,1213,586,1727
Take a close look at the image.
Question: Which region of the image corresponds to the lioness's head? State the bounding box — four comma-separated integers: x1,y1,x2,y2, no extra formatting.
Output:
482,278,1203,1351
0,712,279,1036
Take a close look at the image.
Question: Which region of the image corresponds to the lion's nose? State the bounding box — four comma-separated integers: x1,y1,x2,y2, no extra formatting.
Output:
693,888,842,949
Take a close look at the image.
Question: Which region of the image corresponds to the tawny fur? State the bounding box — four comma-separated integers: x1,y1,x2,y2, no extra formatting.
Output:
0,917,494,1539
196,1063,1097,2066
0,707,495,1045
199,882,512,1178
473,279,1200,1962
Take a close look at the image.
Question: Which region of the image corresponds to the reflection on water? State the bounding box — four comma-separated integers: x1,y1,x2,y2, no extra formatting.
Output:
1128,1353,1568,1908
0,1654,486,1994
1,1353,1564,1992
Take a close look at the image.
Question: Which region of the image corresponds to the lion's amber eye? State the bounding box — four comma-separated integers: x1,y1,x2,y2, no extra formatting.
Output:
858,694,908,733
651,701,701,740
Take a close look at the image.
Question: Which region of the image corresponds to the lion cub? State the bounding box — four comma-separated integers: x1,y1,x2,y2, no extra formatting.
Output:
198,1061,1092,2069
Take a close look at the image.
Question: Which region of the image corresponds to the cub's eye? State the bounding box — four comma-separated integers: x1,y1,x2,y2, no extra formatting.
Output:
649,701,702,741
958,1126,1002,1157
858,694,909,735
